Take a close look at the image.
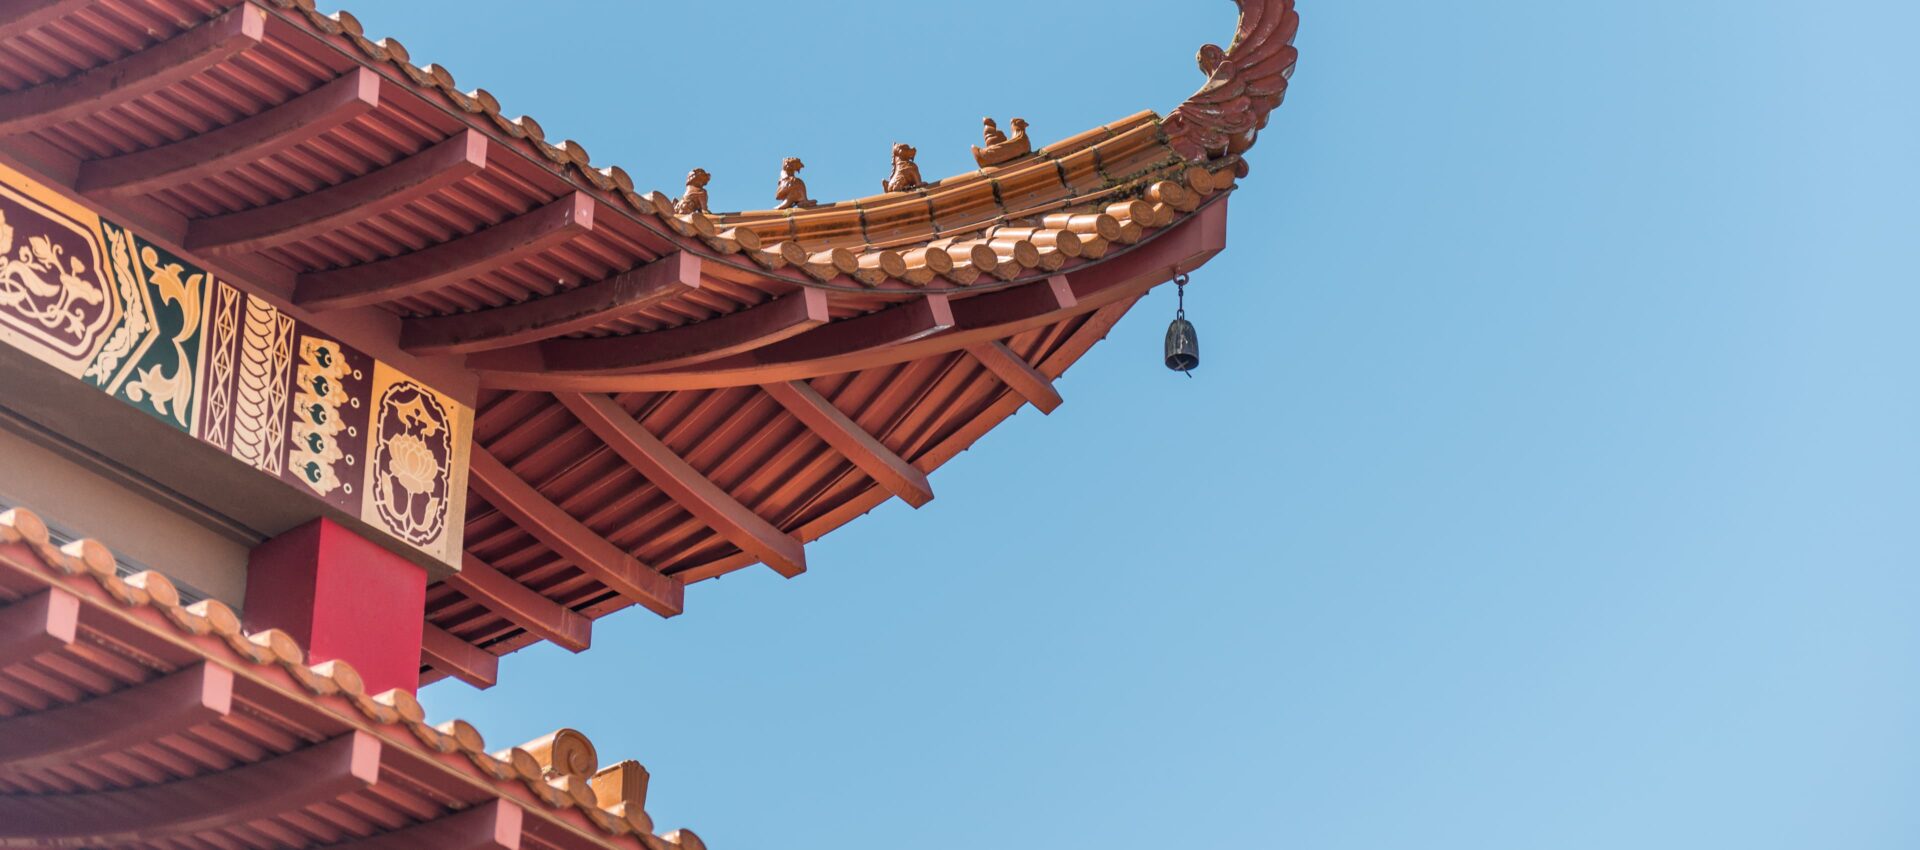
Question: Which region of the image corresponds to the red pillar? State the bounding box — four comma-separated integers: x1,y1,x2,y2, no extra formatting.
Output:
243,518,426,695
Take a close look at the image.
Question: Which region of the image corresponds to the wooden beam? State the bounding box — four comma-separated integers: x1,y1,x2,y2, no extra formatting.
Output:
0,730,380,842
762,380,934,508
336,800,522,850
0,0,92,43
401,252,702,356
949,275,1077,330
558,392,807,578
78,67,381,197
968,341,1062,414
294,191,594,312
702,294,953,369
186,129,487,254
446,552,591,653
0,662,232,772
536,288,831,374
467,445,684,616
0,587,78,666
420,624,498,690
0,4,264,135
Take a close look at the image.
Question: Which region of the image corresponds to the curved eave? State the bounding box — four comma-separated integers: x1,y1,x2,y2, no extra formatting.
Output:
0,0,1297,678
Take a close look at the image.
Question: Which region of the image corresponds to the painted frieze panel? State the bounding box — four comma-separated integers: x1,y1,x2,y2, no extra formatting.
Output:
0,161,469,569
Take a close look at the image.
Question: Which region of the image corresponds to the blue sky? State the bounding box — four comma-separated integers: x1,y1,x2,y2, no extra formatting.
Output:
385,1,1920,847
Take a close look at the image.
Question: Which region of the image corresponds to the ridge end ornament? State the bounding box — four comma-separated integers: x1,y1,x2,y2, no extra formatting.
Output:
972,117,1031,168
1162,0,1301,164
881,144,925,193
673,168,711,215
774,157,817,210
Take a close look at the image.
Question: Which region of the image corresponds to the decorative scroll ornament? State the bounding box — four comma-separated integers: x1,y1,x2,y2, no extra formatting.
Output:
1162,0,1301,164
368,380,453,546
0,207,108,354
774,157,817,210
972,117,1031,168
881,144,925,193
674,168,711,215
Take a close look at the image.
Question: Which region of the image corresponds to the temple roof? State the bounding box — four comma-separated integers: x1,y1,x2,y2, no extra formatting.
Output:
0,0,1300,683
0,503,697,848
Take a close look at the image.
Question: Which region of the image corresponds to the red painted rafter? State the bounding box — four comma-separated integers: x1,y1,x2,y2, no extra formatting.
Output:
0,731,380,843
559,392,808,578
78,67,381,198
467,445,684,617
0,662,232,772
294,190,594,312
673,297,1143,586
535,288,831,375
0,0,92,43
762,379,934,508
446,552,591,653
968,340,1063,414
185,128,487,255
401,251,702,356
420,623,498,690
0,586,77,663
339,800,522,850
0,4,264,135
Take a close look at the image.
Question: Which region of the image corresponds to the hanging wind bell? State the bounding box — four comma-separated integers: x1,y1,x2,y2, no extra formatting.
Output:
1164,274,1199,375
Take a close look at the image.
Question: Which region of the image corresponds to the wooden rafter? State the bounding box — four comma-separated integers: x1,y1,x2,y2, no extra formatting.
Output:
0,731,381,842
673,297,1145,586
0,662,232,772
467,445,684,617
294,190,594,312
0,4,264,135
78,67,382,197
762,380,934,508
446,552,592,653
186,129,488,255
558,392,807,578
472,275,1072,393
0,587,77,663
0,0,92,43
338,800,522,850
536,288,831,374
401,251,702,356
967,341,1063,414
420,623,499,690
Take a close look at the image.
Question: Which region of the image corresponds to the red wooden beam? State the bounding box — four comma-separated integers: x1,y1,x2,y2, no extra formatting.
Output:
762,380,934,509
0,730,380,842
467,445,684,617
949,275,1077,331
78,67,381,198
695,294,954,372
0,662,232,772
339,800,523,850
0,0,92,43
0,4,264,135
0,587,77,665
967,341,1063,414
420,623,498,690
446,552,592,653
186,129,487,255
294,190,594,312
558,392,808,578
401,251,702,356
533,288,830,375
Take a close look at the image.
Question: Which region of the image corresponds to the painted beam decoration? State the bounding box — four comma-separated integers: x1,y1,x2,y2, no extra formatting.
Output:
0,160,470,568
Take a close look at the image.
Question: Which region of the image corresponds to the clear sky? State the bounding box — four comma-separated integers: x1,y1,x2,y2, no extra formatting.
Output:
373,1,1920,847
